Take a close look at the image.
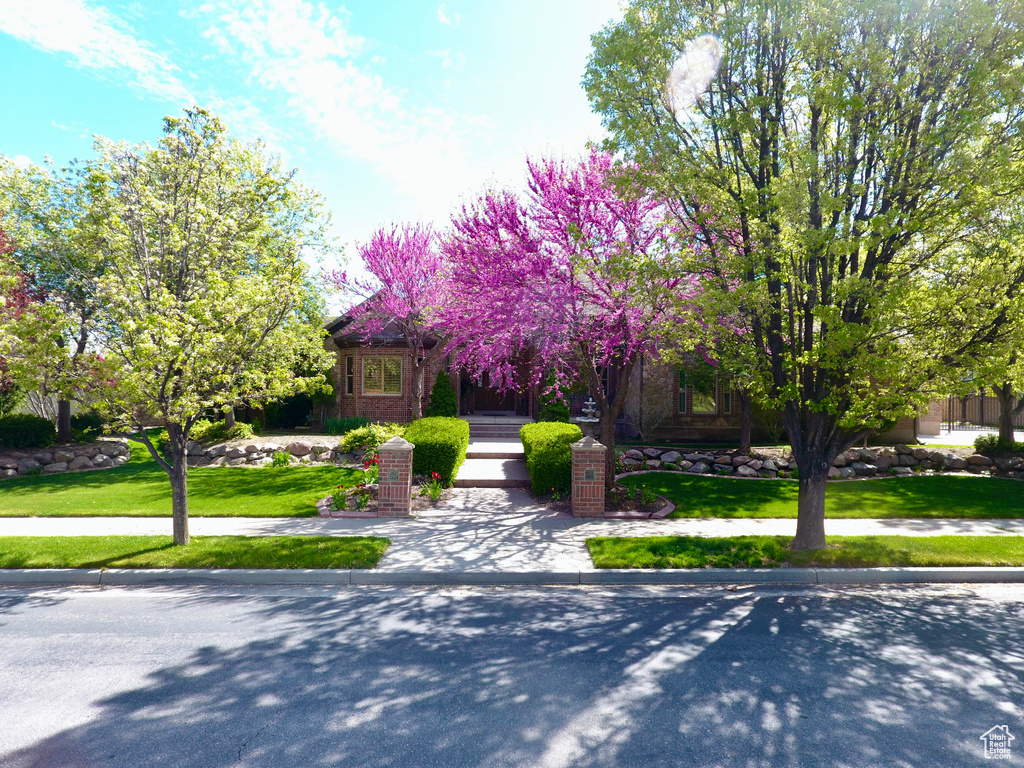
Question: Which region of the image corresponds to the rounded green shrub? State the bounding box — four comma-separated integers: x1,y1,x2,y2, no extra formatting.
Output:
424,371,458,417
405,416,470,486
0,414,57,449
519,422,583,495
339,422,407,454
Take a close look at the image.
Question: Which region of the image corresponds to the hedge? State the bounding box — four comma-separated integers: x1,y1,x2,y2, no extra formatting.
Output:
339,422,407,454
405,416,470,486
519,422,582,495
0,414,57,449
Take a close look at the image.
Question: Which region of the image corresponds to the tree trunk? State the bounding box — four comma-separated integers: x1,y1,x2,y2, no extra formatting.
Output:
995,383,1021,445
224,407,236,430
738,390,752,454
411,363,424,420
599,416,617,491
169,454,189,546
57,399,72,443
791,465,828,550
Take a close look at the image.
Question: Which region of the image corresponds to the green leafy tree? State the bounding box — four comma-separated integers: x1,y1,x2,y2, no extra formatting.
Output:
0,155,112,440
88,108,335,545
424,369,457,417
586,0,1024,548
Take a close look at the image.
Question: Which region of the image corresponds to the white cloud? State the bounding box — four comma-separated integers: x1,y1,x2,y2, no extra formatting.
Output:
13,155,33,170
50,119,69,131
0,0,193,104
437,4,460,27
193,0,478,216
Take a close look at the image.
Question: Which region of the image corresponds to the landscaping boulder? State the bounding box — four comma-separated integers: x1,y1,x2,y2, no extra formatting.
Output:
624,449,645,461
731,454,751,467
643,447,662,458
759,470,778,479
660,451,681,464
68,455,94,470
185,442,203,456
99,442,126,457
207,456,226,468
857,449,878,462
645,459,662,469
248,453,266,462
895,444,912,456
684,453,703,463
967,454,994,466
678,460,693,471
828,467,842,479
898,454,918,467
621,458,641,468
17,458,41,474
912,447,931,460
874,456,894,473
0,458,17,470
891,466,913,476
928,450,950,463
839,467,856,479
832,454,847,468
112,455,128,467
995,457,1020,471
850,461,877,477
227,447,247,459
736,465,758,477
262,443,283,454
747,459,763,472
42,462,68,474
0,469,17,479
226,457,247,466
53,449,76,464
919,460,939,471
714,455,733,465
314,451,332,462
244,444,261,454
689,461,711,474
208,444,228,458
775,457,790,468
93,454,113,468
943,455,969,471
714,464,733,475
33,451,53,465
762,459,778,472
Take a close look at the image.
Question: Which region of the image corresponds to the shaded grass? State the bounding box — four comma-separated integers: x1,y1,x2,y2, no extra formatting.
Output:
621,472,1024,519
587,535,1024,569
0,536,390,569
0,442,363,517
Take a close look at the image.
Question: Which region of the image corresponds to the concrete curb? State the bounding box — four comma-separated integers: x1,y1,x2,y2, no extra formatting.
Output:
4,567,1024,587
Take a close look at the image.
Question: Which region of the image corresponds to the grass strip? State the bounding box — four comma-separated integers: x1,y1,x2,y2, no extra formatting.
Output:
0,536,390,569
0,441,363,518
587,535,1024,569
620,473,1024,519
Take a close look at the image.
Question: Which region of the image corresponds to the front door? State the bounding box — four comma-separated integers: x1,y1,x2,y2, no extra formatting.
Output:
473,371,516,412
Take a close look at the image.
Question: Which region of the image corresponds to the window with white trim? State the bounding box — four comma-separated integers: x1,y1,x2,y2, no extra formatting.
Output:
363,356,402,395
345,356,354,395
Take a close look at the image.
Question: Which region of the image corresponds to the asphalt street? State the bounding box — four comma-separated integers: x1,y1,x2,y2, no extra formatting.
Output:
1,584,1022,768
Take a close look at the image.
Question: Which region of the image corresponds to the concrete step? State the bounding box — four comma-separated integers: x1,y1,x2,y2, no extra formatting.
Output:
469,429,524,440
454,458,531,488
465,439,524,459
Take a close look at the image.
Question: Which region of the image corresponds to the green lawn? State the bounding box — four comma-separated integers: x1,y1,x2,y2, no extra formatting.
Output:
587,535,1024,569
0,535,390,569
0,442,363,517
621,472,1024,519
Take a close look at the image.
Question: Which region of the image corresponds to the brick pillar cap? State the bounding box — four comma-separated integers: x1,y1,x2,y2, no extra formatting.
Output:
571,436,607,452
379,436,414,452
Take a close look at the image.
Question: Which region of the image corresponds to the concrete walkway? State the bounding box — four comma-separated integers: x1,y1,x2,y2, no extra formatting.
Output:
2,488,1023,575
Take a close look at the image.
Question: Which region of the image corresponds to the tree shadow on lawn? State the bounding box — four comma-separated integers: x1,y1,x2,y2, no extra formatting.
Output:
3,586,1022,767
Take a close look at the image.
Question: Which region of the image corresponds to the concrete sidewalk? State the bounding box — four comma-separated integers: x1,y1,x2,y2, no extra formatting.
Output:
1,488,1023,579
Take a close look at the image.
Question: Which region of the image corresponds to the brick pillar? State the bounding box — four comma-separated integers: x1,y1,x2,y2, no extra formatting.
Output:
571,436,607,518
377,436,414,518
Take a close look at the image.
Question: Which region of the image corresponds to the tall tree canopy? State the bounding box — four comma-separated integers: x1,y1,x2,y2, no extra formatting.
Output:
586,0,1024,547
328,224,447,420
442,150,702,486
89,108,334,545
0,155,110,437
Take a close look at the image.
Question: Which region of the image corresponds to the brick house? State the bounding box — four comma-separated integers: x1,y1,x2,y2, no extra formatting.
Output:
325,314,935,443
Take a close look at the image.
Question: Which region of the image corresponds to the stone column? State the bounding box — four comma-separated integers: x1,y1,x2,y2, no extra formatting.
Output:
571,436,607,518
377,436,414,518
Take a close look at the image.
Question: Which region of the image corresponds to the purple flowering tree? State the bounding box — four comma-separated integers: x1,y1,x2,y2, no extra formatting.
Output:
442,151,703,487
329,224,447,420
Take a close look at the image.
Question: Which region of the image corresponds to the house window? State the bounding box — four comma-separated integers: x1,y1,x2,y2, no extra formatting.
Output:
345,356,354,395
723,383,733,415
363,356,402,395
679,369,717,415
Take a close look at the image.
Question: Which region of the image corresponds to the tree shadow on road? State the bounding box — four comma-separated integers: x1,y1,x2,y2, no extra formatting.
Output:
3,585,1022,767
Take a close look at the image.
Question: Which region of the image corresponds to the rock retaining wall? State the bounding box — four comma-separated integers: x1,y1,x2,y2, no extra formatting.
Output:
617,444,1024,481
185,438,352,467
0,439,131,480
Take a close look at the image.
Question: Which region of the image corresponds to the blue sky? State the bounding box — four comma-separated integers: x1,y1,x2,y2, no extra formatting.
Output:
0,0,621,269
